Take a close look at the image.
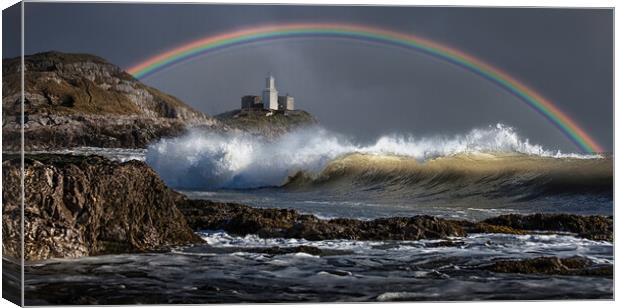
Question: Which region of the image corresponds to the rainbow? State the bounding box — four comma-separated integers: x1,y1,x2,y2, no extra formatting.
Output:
127,23,603,153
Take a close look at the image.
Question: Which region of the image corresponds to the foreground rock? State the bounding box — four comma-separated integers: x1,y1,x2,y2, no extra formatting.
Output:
2,51,217,150
2,154,201,261
484,256,612,277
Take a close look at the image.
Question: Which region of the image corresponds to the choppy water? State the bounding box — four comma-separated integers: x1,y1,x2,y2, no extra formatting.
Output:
24,232,613,304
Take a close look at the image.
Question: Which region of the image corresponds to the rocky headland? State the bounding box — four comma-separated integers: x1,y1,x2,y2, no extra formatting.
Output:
215,109,318,138
2,52,323,150
2,52,218,150
2,153,613,265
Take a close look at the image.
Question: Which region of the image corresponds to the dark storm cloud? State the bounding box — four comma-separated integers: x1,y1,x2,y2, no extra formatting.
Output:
4,3,613,152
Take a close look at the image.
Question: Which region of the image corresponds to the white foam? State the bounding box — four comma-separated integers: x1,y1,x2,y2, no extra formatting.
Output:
291,252,320,258
197,230,376,252
377,292,438,301
195,230,613,266
146,124,600,189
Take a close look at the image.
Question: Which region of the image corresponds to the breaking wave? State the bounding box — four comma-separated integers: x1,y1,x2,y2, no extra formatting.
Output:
145,124,607,191
285,152,612,200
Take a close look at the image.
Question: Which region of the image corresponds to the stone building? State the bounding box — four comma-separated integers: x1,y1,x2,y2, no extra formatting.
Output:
278,95,295,111
241,95,262,110
241,75,296,112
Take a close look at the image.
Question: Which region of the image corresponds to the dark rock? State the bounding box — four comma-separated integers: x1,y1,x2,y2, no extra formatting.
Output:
480,213,613,241
178,199,467,241
180,200,613,242
484,256,612,277
2,154,202,261
464,222,527,235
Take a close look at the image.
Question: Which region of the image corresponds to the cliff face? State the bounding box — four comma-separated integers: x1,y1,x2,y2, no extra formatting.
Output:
2,51,218,149
216,109,318,138
2,154,202,261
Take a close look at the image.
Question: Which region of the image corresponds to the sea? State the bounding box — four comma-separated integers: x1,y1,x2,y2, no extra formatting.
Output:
19,124,614,304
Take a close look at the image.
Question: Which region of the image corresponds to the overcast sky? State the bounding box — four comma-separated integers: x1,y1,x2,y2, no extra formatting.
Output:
3,3,613,152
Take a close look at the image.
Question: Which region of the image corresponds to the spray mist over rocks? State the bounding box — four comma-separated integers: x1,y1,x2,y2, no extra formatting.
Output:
145,124,599,189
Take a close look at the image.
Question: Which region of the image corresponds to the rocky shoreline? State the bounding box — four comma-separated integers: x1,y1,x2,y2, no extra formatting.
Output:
178,199,613,243
2,153,613,265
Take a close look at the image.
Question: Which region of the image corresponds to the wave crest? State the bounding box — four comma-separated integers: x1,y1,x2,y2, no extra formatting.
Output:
284,153,612,199
145,124,601,189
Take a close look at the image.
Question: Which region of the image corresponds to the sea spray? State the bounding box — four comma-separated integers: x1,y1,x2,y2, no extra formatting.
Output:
146,124,600,189
146,128,355,189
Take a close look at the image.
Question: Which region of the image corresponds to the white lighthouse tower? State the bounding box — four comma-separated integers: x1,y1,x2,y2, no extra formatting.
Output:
262,74,279,111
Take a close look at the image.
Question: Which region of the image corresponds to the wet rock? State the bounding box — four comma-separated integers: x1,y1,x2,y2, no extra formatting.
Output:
484,256,612,277
181,200,613,242
466,222,527,235
480,213,613,241
2,154,202,261
178,199,467,241
178,200,613,242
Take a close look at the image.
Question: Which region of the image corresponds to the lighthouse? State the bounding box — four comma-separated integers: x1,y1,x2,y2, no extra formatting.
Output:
262,74,279,111
241,74,296,112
